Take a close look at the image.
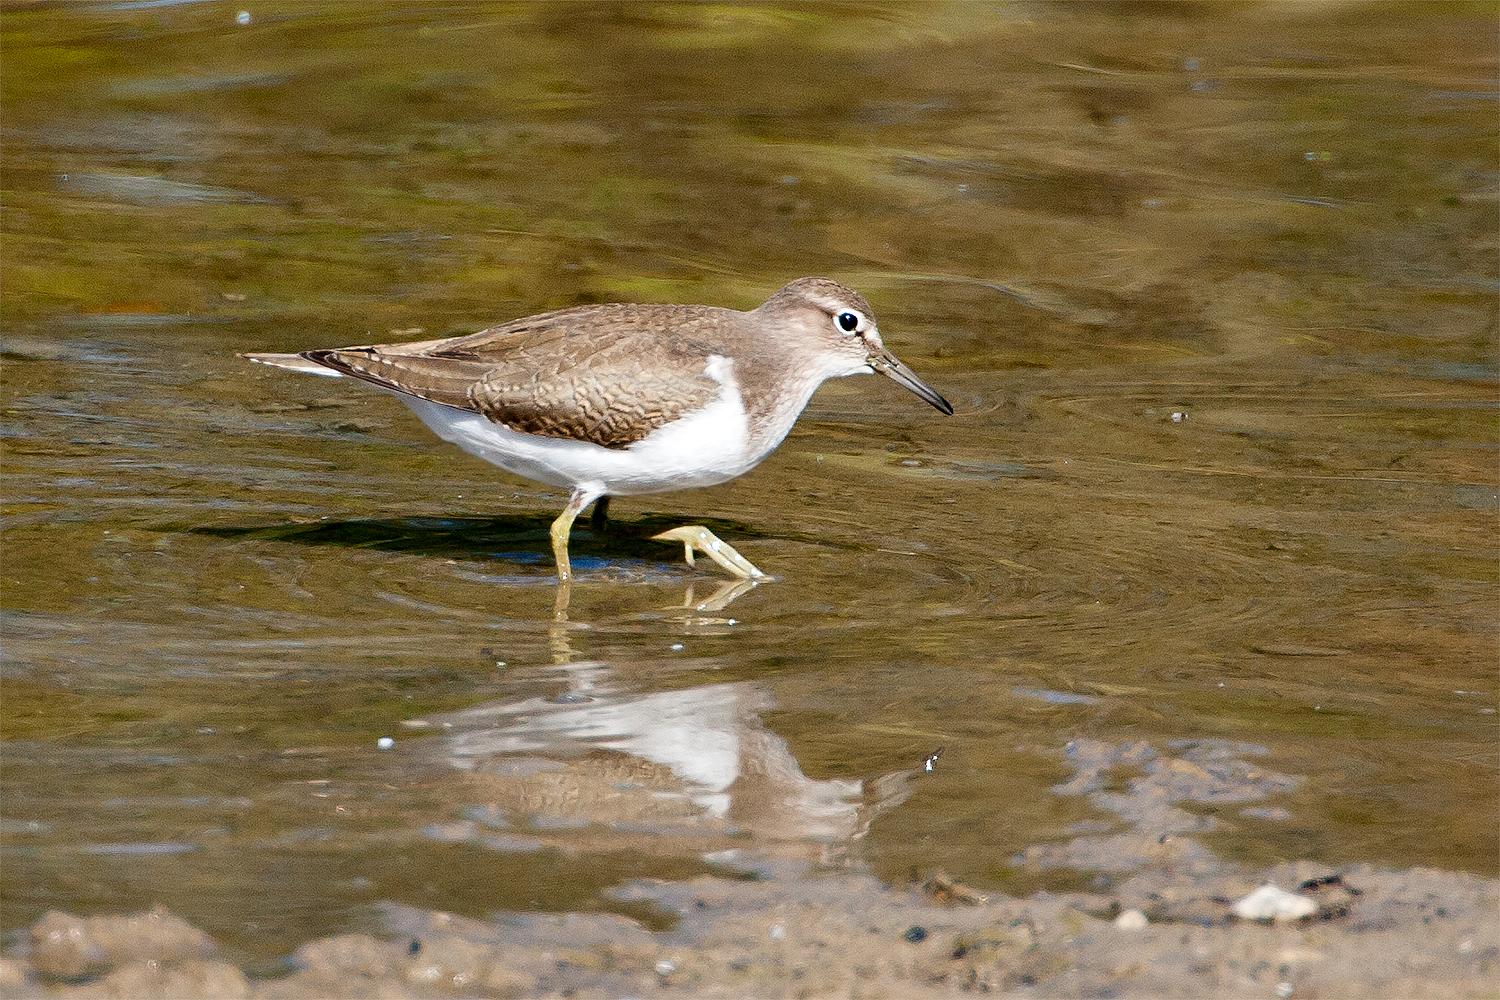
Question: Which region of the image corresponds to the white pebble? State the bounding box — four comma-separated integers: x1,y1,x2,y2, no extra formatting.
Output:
1230,884,1316,921
1275,982,1294,998
670,643,684,651
1171,411,1186,423
655,959,675,976
1114,908,1149,930
769,923,786,940
376,736,395,750
236,10,251,25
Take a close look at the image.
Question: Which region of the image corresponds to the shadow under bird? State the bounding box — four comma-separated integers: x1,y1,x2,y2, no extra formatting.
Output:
244,277,952,606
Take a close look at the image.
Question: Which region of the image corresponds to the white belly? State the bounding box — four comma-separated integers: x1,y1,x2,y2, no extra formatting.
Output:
392,368,760,497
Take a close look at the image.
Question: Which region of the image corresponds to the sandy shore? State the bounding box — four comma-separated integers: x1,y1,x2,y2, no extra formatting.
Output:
5,855,1495,999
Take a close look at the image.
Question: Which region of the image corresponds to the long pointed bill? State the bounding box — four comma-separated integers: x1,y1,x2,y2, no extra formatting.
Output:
867,348,954,415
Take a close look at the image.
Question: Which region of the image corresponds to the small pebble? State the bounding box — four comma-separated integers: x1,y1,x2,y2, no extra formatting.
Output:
1171,411,1186,423
1275,981,1294,998
768,923,786,941
376,736,395,750
236,11,251,25
655,959,675,976
670,643,684,651
1230,884,1316,921
1114,908,1149,930
901,925,928,943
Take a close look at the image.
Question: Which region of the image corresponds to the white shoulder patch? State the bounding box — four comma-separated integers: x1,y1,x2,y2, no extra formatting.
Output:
704,354,736,385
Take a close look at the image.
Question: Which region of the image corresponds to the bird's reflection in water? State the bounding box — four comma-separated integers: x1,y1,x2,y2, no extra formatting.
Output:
553,572,761,621
431,622,918,861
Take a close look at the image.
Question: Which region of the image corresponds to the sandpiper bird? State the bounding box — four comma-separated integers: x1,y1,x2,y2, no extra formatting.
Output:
244,277,952,594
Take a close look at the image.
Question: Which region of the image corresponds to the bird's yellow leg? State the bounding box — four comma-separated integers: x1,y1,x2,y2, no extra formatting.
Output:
652,525,769,580
551,487,602,620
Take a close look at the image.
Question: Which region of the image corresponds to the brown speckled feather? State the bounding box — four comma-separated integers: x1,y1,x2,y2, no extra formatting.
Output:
303,304,732,449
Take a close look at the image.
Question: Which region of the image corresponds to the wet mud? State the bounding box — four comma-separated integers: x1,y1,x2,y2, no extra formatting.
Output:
5,859,1496,999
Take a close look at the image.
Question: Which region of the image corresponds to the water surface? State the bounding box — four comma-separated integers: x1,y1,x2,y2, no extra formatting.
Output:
2,0,1495,972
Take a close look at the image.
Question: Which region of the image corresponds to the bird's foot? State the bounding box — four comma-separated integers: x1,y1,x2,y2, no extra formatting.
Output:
652,525,769,580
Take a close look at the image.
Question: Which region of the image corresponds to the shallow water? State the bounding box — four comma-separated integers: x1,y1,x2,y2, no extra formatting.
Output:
2,0,1496,974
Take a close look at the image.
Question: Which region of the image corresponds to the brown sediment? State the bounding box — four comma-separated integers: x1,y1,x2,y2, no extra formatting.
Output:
5,861,1495,999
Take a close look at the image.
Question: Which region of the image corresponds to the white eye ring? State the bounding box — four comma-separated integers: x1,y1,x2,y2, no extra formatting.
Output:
834,310,863,334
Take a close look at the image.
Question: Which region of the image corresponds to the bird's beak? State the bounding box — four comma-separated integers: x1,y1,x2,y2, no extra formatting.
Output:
867,347,954,415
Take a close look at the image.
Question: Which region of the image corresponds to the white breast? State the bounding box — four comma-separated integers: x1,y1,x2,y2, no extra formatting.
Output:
392,354,760,497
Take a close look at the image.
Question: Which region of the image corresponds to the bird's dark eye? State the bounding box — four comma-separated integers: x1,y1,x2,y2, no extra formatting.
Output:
836,311,861,333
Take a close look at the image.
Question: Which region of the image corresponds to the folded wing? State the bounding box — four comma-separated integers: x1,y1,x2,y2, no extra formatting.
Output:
258,304,727,449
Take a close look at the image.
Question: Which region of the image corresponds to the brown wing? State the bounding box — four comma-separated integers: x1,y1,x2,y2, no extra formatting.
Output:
304,303,732,449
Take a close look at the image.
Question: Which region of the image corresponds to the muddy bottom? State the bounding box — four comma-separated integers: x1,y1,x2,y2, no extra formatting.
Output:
4,853,1496,999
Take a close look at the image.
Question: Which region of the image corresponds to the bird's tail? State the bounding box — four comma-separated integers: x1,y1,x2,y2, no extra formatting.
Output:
240,352,345,376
